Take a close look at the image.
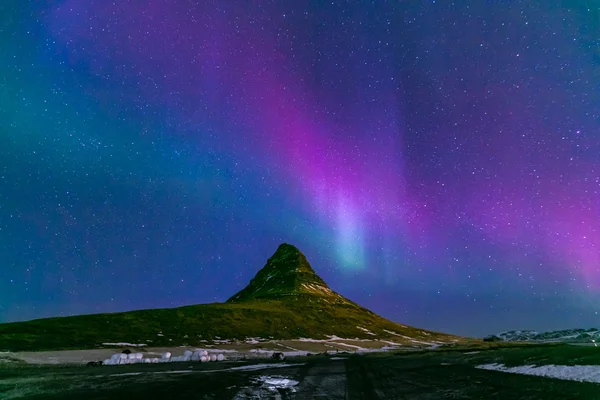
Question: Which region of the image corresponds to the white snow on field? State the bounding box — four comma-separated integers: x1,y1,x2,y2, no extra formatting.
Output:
332,342,366,350
102,342,147,347
383,329,402,337
330,357,347,360
464,351,480,355
297,338,322,343
379,340,403,346
250,349,274,354
410,339,436,346
276,343,298,351
476,363,600,383
109,372,143,377
380,346,402,352
229,363,305,371
356,327,377,336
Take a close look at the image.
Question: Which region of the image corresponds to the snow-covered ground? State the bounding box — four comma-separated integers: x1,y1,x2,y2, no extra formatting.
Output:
476,363,600,383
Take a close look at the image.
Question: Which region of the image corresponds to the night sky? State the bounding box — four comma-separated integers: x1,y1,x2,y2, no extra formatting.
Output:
1,1,599,338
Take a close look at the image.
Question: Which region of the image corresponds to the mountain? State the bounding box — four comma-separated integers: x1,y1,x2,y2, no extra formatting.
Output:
227,243,354,303
0,243,467,352
484,328,600,343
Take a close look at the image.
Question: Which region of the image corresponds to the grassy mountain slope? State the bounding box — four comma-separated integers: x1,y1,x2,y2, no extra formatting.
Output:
0,244,467,352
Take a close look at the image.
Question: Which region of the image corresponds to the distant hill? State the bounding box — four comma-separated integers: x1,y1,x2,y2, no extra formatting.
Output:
0,243,467,351
484,328,600,344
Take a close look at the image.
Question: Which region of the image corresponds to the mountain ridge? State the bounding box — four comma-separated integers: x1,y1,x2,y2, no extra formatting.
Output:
484,328,600,343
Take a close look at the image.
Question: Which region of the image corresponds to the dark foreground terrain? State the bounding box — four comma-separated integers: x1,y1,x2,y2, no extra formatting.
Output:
2,347,600,399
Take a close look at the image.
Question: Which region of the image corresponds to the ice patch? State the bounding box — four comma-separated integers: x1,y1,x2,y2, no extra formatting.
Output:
255,375,299,391
233,374,300,398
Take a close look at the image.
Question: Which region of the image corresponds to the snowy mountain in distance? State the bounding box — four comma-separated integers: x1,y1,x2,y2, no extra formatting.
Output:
484,328,600,343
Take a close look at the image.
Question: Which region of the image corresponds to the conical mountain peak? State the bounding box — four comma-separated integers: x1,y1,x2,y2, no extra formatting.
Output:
227,243,338,302
0,242,466,353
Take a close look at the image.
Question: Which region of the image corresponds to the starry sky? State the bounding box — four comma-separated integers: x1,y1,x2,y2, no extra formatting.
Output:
1,1,599,337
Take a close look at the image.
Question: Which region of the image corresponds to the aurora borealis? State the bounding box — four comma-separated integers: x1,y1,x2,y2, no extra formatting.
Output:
1,1,599,336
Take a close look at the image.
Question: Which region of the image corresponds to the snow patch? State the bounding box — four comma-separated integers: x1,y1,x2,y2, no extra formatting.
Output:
229,363,305,371
476,363,600,383
276,343,299,351
109,372,143,377
379,340,402,346
153,370,194,374
331,342,366,350
102,342,146,347
356,326,377,336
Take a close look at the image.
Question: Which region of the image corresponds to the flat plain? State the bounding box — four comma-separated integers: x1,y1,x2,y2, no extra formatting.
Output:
3,344,600,399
